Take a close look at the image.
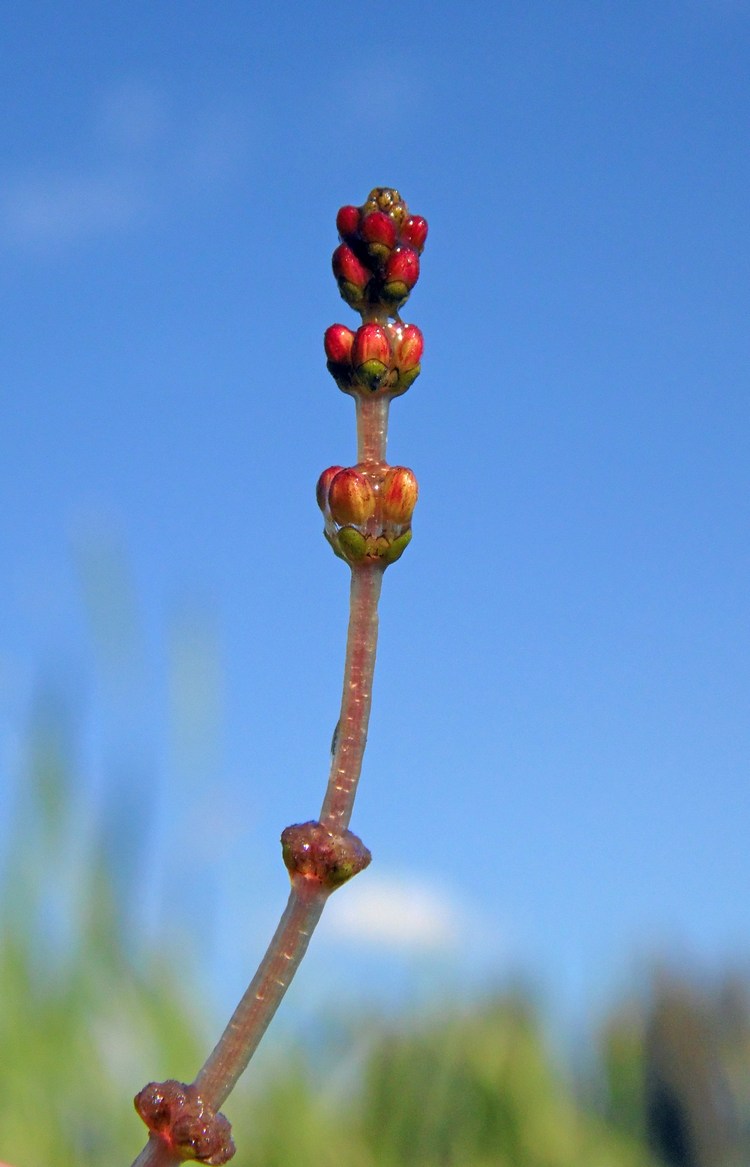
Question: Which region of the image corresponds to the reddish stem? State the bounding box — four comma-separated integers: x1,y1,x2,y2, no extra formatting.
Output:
356,394,389,464
131,1135,180,1167
194,881,328,1108
320,564,384,830
129,559,384,1167
130,188,423,1166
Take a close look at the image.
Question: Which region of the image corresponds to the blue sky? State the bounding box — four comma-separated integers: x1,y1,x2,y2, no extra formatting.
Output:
2,0,749,1033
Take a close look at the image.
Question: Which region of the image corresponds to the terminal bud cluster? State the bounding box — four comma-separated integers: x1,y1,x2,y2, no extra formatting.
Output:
332,186,427,314
320,188,427,570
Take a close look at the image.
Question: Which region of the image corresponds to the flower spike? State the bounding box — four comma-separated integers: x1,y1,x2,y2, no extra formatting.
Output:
321,188,427,570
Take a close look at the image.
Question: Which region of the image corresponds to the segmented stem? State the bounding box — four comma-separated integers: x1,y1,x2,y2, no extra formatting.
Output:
129,186,425,1167
128,561,383,1167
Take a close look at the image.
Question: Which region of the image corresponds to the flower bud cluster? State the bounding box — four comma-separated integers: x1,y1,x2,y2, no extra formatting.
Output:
316,462,418,566
134,1080,235,1165
321,188,426,570
332,186,428,315
281,821,371,890
324,319,424,397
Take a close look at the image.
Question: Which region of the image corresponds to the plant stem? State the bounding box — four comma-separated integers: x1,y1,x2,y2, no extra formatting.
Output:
194,881,328,1108
356,394,389,464
131,1135,179,1167
130,187,426,1165
130,558,383,1167
194,563,382,1098
320,565,383,831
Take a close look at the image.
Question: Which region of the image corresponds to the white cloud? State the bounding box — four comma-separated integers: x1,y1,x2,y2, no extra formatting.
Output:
324,871,466,954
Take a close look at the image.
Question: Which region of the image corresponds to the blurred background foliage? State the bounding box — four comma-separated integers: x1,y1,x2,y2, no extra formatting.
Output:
1,676,749,1167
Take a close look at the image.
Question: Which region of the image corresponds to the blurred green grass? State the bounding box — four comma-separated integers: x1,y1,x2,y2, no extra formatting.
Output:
1,682,748,1167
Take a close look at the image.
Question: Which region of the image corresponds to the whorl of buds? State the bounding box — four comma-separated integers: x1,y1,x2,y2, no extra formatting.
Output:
134,1081,235,1165
331,187,427,316
281,821,371,890
324,320,423,397
316,462,418,567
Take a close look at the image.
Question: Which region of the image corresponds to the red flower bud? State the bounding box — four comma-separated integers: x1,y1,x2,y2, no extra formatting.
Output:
401,215,428,253
332,244,370,308
336,205,361,239
328,468,376,527
380,466,418,525
352,323,392,391
385,247,420,288
360,210,397,260
382,246,420,305
324,324,355,366
316,465,344,513
395,323,424,369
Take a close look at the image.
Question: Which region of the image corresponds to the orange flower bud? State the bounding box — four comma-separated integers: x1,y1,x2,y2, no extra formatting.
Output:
316,465,344,513
380,466,418,526
391,322,424,392
395,323,423,369
328,468,376,527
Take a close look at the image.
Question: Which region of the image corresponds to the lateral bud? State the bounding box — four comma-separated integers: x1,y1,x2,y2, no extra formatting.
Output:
281,821,372,890
327,467,376,526
352,322,393,391
382,246,420,308
332,243,370,310
134,1080,235,1165
381,466,419,526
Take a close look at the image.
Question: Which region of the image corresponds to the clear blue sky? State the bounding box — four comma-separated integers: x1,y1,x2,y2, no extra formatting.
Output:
1,1,748,1031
